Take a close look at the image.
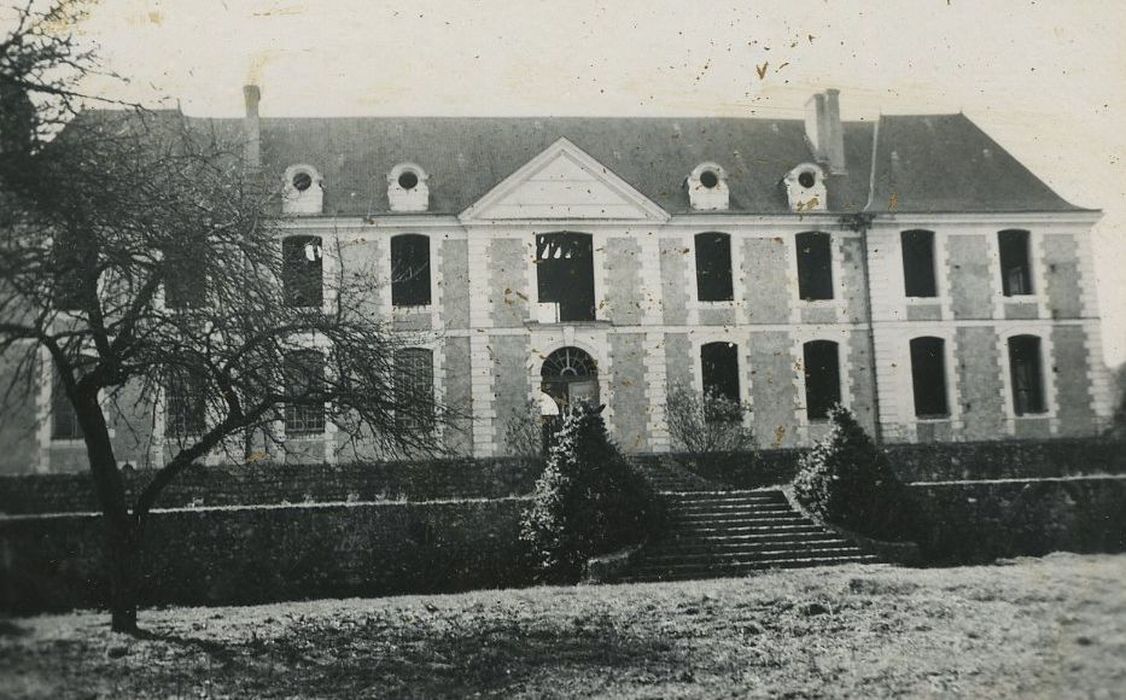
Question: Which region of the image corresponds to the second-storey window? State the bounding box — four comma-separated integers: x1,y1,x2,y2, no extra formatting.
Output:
391,234,431,307
536,231,595,322
694,232,734,301
901,229,938,298
999,229,1033,296
282,236,323,308
796,231,833,300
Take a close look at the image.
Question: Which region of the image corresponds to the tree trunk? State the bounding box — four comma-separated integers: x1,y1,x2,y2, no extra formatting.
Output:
107,516,142,634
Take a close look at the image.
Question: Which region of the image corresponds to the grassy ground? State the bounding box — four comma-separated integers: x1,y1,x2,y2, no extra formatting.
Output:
1,553,1124,698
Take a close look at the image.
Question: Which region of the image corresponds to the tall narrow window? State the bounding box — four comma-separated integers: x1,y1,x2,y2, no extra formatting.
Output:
282,236,323,308
394,347,435,431
909,337,948,417
51,368,82,440
1008,335,1045,415
803,340,841,420
53,235,87,312
536,232,595,322
796,231,834,300
391,234,431,307
901,230,937,298
164,244,207,309
701,341,740,422
694,232,734,302
284,350,325,436
999,229,1033,296
165,368,207,437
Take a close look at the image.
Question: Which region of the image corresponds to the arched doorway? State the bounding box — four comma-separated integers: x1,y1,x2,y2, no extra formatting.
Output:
540,346,599,412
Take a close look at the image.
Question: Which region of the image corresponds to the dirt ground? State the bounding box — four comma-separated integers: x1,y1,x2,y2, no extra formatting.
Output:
1,553,1124,698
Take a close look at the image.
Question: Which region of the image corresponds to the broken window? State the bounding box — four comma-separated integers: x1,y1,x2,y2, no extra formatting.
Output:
909,337,948,417
901,229,938,298
695,232,734,302
284,349,325,436
165,368,207,437
796,231,834,301
282,235,323,308
803,340,841,420
999,229,1033,296
51,367,83,440
536,232,595,322
391,234,431,307
394,347,435,431
701,341,740,422
1008,335,1045,415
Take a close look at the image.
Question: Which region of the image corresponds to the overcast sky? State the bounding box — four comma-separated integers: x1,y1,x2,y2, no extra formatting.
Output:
12,0,1125,364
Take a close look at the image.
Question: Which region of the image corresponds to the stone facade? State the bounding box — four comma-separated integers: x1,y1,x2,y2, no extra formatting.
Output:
3,89,1114,472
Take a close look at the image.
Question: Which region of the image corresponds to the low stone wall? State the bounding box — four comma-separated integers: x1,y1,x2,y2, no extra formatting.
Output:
0,457,544,516
0,498,530,614
912,476,1126,565
649,437,1126,489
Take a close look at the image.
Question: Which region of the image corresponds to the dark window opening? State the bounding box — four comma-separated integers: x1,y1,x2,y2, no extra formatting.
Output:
164,244,207,309
394,347,435,432
797,170,816,189
51,368,83,440
701,342,740,422
53,235,88,312
282,236,323,308
901,229,938,298
292,171,313,192
796,231,834,301
284,350,325,436
397,171,419,190
999,229,1033,296
391,234,431,307
803,340,841,420
541,346,599,413
699,170,719,189
694,232,734,302
909,337,948,417
166,368,207,437
536,232,595,322
1008,335,1045,415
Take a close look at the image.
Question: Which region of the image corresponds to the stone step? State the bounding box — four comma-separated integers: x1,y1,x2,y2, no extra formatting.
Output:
666,505,796,517
626,554,883,581
662,489,786,500
638,544,867,565
646,536,855,555
672,513,812,526
657,528,838,544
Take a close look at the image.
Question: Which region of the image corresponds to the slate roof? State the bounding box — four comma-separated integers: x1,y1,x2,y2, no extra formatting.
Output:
85,110,1090,216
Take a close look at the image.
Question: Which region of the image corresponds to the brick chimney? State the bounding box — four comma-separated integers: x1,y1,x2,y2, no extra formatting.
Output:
243,84,261,170
805,89,846,174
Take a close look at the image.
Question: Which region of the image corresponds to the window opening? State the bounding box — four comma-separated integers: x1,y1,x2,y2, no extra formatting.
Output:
536,232,595,322
51,367,83,440
999,229,1033,296
391,234,431,307
909,337,948,417
1008,335,1045,415
796,231,834,300
701,341,740,422
282,236,323,308
694,232,734,302
284,350,325,435
901,229,938,298
394,347,434,431
166,368,207,436
803,340,841,420
540,346,598,411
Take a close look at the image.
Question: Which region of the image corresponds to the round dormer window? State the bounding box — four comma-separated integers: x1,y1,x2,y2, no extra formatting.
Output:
699,170,720,189
798,170,816,189
292,171,313,192
398,171,419,190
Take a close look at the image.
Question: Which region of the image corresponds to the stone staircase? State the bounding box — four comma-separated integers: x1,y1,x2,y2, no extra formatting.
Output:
625,489,881,582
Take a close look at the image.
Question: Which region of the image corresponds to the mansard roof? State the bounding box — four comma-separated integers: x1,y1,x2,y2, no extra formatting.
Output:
77,109,1089,217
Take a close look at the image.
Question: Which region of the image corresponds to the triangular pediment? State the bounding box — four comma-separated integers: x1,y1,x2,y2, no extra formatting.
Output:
459,137,669,222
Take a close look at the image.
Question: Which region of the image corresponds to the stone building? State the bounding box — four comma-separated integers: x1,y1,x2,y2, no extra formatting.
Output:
12,87,1114,471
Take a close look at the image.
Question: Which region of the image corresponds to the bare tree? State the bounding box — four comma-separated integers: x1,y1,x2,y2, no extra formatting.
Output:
1,2,447,633
664,384,755,460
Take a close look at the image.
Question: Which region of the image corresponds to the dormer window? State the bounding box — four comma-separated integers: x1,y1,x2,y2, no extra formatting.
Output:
282,164,323,215
783,163,826,212
388,163,429,212
687,162,729,211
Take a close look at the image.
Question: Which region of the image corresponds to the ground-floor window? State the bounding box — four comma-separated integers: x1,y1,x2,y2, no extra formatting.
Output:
394,347,435,431
909,336,949,418
701,341,740,422
284,349,325,435
803,340,841,420
1008,334,1046,415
